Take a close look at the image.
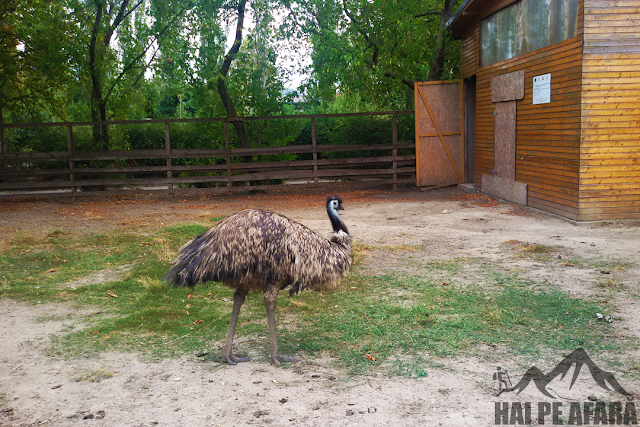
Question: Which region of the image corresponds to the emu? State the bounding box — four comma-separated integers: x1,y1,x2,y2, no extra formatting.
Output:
163,195,352,366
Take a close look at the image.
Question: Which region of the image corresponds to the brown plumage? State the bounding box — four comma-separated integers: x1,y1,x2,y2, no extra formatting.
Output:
163,195,352,366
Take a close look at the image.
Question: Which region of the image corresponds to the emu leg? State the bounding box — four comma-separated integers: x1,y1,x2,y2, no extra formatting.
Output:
222,289,250,365
264,286,299,366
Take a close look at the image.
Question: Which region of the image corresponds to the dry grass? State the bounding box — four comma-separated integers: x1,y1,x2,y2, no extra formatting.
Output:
72,367,115,383
505,240,558,259
148,237,175,263
596,271,624,290
379,244,422,252
518,243,556,254
137,276,165,293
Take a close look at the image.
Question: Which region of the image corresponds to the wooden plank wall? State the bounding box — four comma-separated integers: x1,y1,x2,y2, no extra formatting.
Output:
456,0,586,219
461,22,480,79
580,0,640,220
475,37,584,219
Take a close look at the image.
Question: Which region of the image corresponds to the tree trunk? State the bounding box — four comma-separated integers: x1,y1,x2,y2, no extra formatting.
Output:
217,0,251,163
217,79,249,154
89,1,108,152
100,102,108,148
427,0,456,81
90,100,109,152
86,2,108,190
0,107,6,171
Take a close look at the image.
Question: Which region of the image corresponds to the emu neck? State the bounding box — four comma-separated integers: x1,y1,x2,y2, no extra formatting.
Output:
327,207,348,234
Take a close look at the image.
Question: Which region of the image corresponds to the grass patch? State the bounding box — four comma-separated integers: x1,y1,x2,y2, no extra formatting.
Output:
1,223,635,377
566,256,633,271
349,241,423,264
72,367,115,382
423,260,461,274
277,273,626,375
519,243,556,254
391,356,429,377
596,273,624,290
506,241,560,262
351,241,371,266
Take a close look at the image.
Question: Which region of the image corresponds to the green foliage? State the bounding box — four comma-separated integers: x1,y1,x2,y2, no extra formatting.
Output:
0,0,71,120
291,95,415,162
3,0,449,119
294,0,463,108
4,0,452,165
6,121,67,154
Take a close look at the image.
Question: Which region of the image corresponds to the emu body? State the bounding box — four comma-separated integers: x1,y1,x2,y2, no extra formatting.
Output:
164,195,352,365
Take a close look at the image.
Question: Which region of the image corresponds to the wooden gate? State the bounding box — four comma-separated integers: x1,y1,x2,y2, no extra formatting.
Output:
414,80,464,188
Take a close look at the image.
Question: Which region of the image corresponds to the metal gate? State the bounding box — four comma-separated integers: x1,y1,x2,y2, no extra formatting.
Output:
414,80,464,188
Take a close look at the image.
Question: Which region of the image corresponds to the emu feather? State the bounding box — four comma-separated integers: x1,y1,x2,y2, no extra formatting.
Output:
163,195,352,366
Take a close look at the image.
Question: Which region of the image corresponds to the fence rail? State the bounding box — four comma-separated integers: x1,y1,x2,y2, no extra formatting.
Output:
0,111,416,200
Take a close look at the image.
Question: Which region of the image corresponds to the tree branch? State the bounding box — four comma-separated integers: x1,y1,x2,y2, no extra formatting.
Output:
131,45,161,88
219,0,246,79
342,0,414,90
282,0,320,36
427,0,455,81
415,10,441,18
1,81,58,104
89,0,104,105
216,0,250,151
104,0,129,46
102,9,184,103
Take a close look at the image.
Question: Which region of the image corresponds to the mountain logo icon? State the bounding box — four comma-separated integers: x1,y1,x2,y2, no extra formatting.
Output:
495,348,634,401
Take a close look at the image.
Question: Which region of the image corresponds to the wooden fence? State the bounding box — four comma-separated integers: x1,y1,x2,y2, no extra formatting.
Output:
0,111,415,200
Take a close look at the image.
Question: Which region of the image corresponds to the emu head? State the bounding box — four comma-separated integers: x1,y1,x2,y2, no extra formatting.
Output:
326,194,348,234
326,194,344,211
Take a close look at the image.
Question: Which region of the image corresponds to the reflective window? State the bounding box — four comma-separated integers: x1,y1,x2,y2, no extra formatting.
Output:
480,0,579,67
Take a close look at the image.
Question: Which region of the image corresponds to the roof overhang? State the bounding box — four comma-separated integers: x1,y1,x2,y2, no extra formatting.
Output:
447,0,490,34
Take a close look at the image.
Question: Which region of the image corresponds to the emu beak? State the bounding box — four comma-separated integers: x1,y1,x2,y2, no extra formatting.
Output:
338,204,344,210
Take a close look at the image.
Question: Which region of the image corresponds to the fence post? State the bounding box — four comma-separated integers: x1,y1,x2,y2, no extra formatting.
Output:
224,120,232,187
67,125,77,202
392,113,398,190
164,122,173,197
311,118,318,185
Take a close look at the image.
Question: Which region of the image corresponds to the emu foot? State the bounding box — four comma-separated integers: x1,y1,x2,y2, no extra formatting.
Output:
271,354,300,366
222,353,250,365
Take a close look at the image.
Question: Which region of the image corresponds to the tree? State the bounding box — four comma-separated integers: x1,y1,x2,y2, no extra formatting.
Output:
4,0,462,161
225,1,295,154
426,0,457,81
1,0,73,168
285,0,461,108
216,0,250,152
157,0,293,151
66,0,196,151
0,1,70,129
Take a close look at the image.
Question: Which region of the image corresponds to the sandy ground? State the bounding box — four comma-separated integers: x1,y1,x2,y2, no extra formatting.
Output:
1,186,639,426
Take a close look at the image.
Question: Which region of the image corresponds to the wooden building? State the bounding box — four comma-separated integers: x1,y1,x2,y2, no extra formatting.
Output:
445,0,640,220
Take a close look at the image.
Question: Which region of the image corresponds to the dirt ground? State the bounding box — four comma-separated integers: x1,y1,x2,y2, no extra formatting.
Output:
1,185,639,426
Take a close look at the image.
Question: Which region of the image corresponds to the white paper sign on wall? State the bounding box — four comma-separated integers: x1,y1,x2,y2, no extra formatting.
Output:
532,73,551,105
